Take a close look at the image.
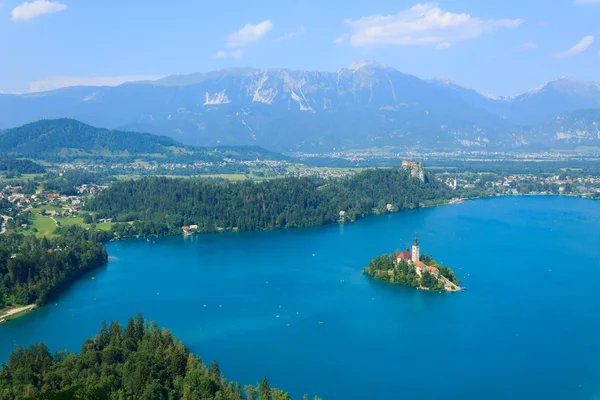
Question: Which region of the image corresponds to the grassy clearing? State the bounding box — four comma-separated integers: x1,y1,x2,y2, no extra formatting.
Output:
30,214,57,237
29,204,66,214
95,223,112,231
55,216,84,227
285,165,367,175
52,216,112,232
18,214,113,238
199,173,250,181
114,175,142,181
0,173,41,184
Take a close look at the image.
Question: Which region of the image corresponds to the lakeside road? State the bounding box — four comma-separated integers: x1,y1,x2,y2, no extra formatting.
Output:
0,304,35,322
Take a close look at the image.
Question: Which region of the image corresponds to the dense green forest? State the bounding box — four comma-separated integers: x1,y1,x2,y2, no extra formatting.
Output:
0,119,290,163
364,251,460,291
0,226,109,310
0,315,319,400
88,167,451,238
0,158,45,175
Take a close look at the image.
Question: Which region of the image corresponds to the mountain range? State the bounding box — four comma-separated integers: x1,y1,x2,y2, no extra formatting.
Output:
1,62,599,152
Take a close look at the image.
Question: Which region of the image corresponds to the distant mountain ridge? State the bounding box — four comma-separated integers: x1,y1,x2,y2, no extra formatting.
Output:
1,63,599,152
0,119,290,162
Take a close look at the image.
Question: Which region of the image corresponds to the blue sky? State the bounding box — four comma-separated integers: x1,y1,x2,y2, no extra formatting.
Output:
1,0,599,95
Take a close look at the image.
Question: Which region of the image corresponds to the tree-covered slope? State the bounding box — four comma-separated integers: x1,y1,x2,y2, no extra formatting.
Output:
88,167,450,237
0,226,109,309
0,158,45,174
0,315,311,400
0,119,180,160
0,119,290,163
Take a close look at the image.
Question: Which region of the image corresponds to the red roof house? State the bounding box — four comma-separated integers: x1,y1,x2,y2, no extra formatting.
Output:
398,249,412,260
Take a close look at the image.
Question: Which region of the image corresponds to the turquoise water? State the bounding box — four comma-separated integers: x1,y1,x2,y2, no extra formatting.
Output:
1,196,600,399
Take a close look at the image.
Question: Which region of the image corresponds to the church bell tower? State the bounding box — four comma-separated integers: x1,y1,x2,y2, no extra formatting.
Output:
411,235,420,263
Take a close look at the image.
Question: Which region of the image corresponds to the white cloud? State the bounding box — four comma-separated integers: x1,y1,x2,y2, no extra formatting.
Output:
436,42,451,50
273,25,306,43
215,49,245,59
215,20,272,59
27,75,164,92
11,0,66,22
338,2,523,48
333,35,347,44
225,20,273,48
574,0,600,4
554,35,594,58
521,41,537,50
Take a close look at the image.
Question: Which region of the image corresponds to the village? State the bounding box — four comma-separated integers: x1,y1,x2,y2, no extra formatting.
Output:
0,182,110,237
440,171,600,198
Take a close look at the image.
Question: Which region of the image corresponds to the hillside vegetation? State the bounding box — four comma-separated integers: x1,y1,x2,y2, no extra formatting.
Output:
0,119,289,163
0,315,315,400
0,226,109,310
88,167,451,237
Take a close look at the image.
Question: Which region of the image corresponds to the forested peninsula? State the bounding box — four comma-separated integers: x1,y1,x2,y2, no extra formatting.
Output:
89,167,451,238
0,315,318,400
0,226,108,315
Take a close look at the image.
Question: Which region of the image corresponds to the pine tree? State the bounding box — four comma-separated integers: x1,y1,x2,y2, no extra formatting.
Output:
244,384,257,400
98,320,109,350
134,312,144,341
124,317,135,340
209,359,220,379
259,377,270,400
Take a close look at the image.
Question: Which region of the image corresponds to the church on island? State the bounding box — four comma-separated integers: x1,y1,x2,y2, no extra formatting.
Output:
363,235,463,292
396,236,441,277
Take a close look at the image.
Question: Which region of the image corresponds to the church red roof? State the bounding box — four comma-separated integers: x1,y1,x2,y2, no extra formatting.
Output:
398,250,412,259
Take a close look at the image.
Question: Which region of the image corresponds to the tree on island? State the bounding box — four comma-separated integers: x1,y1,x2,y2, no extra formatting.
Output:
420,253,433,265
420,253,460,286
364,250,460,290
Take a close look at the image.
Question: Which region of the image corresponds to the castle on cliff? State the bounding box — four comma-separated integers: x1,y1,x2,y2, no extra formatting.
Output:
402,160,425,182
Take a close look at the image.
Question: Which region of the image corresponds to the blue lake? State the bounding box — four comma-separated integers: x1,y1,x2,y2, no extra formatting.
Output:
1,196,600,399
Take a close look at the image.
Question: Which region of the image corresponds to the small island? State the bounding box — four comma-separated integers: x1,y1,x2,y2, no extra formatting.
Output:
364,236,463,292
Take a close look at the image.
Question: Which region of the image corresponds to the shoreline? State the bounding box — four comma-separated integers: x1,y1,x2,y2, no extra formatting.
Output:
0,304,36,323
3,193,592,324
427,192,598,210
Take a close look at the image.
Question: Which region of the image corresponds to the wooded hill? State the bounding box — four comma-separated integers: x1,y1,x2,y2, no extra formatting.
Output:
0,315,317,399
88,167,451,238
0,119,290,163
